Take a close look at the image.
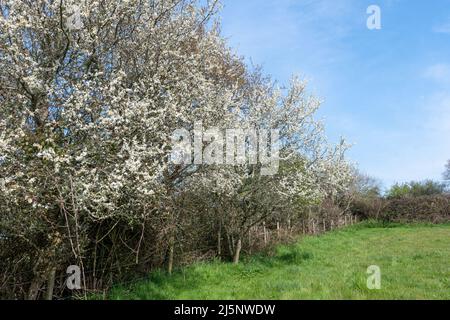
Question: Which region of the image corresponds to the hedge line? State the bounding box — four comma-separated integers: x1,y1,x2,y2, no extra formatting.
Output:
351,195,450,223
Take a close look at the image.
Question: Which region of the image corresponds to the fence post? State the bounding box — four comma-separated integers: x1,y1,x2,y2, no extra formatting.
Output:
277,221,280,238
263,222,267,245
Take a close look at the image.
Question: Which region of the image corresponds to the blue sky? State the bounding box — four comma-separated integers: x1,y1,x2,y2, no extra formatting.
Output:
220,0,450,188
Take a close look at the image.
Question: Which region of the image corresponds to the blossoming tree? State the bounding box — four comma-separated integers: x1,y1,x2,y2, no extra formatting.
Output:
0,0,352,299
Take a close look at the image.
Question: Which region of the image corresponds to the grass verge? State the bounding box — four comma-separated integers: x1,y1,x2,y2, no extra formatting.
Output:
105,222,450,300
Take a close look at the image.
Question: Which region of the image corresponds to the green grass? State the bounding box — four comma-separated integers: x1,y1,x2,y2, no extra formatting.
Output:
106,222,450,300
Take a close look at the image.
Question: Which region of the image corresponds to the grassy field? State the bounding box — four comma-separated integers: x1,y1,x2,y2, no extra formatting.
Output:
107,222,450,300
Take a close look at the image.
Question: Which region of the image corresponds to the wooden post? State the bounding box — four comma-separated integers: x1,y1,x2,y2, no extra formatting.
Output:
323,219,326,232
308,208,312,234
233,238,242,264
276,221,280,238
312,220,316,234
168,236,175,275
45,268,56,300
217,227,221,257
263,222,267,245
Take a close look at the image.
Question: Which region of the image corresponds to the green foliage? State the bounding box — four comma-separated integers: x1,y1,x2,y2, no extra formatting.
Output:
387,183,412,199
386,180,447,199
105,224,450,300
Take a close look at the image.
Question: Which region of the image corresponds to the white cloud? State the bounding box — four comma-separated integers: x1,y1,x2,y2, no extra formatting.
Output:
423,92,450,134
222,1,450,186
424,64,450,85
433,22,450,34
415,91,450,182
221,0,360,71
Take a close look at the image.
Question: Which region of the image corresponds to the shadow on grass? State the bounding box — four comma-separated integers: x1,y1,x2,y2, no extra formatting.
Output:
108,264,219,300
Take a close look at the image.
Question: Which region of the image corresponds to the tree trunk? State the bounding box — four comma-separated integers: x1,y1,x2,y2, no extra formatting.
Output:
45,268,56,300
233,238,242,264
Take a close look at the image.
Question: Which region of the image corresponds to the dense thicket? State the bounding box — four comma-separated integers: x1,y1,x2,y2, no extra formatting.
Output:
349,174,450,223
381,195,450,223
351,195,450,223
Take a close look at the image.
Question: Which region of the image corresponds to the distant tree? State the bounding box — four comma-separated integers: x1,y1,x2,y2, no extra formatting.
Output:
347,170,385,220
386,180,446,199
359,175,382,198
350,170,382,198
444,160,450,181
409,180,446,196
386,183,411,199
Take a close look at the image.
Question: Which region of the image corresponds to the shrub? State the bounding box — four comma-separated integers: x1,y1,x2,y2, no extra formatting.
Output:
380,195,450,223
